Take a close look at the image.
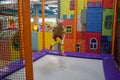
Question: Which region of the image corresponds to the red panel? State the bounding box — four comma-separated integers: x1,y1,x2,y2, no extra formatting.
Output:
103,0,113,8
86,32,101,54
77,31,85,40
63,19,74,39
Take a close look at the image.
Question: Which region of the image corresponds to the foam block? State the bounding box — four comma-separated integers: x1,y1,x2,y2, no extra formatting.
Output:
81,9,86,24
86,8,103,32
102,9,113,36
77,15,83,32
101,41,111,54
86,32,101,54
103,0,113,8
102,36,112,42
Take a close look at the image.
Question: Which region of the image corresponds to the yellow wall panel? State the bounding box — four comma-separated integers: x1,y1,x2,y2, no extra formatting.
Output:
38,32,43,51
60,0,87,15
45,32,54,49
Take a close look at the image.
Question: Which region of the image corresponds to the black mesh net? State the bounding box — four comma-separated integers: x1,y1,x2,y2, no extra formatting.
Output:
115,0,120,68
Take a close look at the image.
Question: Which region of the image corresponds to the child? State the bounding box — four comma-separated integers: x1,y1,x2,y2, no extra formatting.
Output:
50,19,66,56
52,19,65,41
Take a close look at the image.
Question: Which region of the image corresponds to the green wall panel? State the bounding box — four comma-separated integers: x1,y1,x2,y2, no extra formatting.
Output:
102,9,113,36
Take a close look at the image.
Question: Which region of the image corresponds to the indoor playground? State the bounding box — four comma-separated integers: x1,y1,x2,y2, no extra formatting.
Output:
0,0,120,80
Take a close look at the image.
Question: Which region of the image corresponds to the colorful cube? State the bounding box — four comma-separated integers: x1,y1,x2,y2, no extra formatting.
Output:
103,0,113,8
102,9,113,36
63,19,74,39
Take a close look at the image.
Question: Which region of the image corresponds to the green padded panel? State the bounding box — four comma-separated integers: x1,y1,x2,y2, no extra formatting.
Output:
102,9,113,36
70,14,74,19
63,15,67,19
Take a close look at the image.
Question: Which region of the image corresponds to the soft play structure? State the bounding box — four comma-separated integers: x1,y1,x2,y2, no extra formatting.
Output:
31,0,114,54
0,30,20,61
0,0,120,80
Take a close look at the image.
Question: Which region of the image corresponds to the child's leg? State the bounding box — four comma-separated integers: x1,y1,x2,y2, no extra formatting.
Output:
61,44,65,56
50,39,60,50
58,43,61,50
50,44,53,50
53,34,57,41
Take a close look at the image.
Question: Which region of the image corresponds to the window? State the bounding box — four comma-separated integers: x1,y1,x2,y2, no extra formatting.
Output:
66,26,72,33
105,15,113,29
70,0,74,10
89,38,98,50
76,43,80,52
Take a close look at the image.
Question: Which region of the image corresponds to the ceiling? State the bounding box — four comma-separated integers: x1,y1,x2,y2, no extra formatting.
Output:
31,0,58,17
0,0,57,4
41,0,57,3
0,0,58,17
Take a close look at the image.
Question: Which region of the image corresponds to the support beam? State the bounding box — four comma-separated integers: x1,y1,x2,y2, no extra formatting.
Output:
112,0,117,55
18,0,34,80
42,0,45,49
73,0,78,52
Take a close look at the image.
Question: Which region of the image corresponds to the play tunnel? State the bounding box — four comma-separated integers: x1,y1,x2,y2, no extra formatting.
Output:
0,30,20,61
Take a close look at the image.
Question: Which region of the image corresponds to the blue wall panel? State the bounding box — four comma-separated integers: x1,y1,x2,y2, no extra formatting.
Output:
32,32,38,51
101,41,111,54
86,8,103,32
102,36,112,42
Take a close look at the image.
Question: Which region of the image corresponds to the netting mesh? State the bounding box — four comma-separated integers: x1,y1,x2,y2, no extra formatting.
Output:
0,0,26,80
115,0,120,68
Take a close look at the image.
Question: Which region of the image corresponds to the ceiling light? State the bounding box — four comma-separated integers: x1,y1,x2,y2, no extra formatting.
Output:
48,4,58,7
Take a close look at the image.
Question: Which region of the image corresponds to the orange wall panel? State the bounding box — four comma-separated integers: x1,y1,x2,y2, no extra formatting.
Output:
77,39,86,52
63,19,74,39
87,0,102,2
64,39,74,52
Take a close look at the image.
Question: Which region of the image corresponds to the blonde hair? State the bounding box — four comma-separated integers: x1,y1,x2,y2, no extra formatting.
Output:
57,19,63,23
56,19,64,27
